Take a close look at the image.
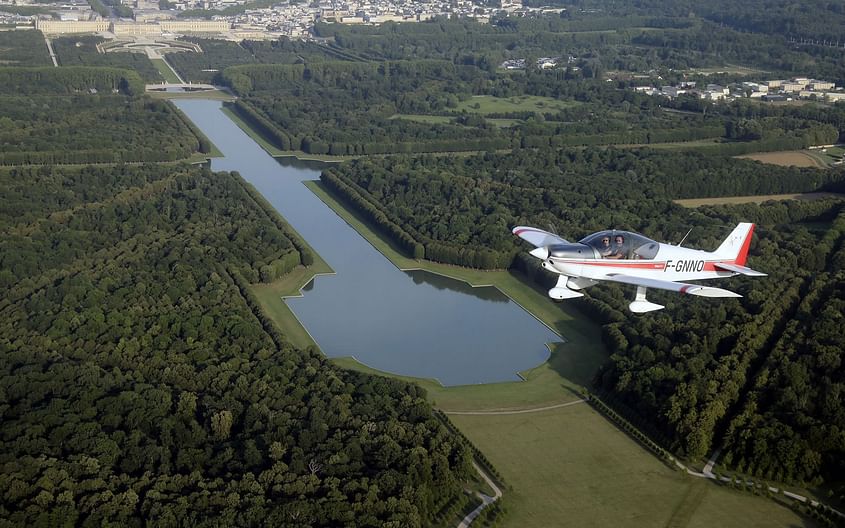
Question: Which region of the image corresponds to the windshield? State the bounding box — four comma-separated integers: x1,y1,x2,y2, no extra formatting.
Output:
580,230,659,260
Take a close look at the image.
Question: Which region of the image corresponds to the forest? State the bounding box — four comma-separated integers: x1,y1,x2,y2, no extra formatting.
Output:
220,59,843,158
0,66,144,96
0,163,472,526
0,30,51,67
0,95,201,165
0,63,208,165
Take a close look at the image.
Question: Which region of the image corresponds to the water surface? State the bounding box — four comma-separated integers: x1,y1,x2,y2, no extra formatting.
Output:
175,100,559,385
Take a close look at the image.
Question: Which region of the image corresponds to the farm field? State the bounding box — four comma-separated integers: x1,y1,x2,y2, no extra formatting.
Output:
674,192,845,207
450,404,815,528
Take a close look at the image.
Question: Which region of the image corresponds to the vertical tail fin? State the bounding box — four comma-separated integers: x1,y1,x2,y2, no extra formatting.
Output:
714,223,755,265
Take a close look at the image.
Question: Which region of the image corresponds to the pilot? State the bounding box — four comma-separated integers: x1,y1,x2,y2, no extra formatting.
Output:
606,235,626,259
599,236,613,258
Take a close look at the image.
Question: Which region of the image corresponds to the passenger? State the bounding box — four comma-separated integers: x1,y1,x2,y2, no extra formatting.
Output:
606,235,626,259
598,236,614,258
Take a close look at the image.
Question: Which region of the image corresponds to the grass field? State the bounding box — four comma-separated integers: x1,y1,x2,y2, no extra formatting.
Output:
689,64,767,76
150,57,182,84
250,263,334,350
152,88,235,101
736,151,825,167
389,114,452,124
450,404,815,528
455,94,579,115
247,218,335,350
674,192,845,207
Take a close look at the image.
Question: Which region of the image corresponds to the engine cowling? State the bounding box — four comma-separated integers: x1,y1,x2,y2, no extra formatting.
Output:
548,243,596,259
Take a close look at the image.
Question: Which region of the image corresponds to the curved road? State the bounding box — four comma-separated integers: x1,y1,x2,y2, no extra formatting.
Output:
444,398,585,416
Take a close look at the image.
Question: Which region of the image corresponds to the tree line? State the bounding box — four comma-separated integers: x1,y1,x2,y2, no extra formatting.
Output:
0,66,144,96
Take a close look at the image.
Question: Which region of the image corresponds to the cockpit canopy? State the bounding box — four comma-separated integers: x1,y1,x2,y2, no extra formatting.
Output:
580,230,660,260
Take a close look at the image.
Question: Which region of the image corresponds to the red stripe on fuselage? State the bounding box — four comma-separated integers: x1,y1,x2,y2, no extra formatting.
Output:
573,260,665,269
553,259,734,271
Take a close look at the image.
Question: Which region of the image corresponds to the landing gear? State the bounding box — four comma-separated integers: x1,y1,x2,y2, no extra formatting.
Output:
629,286,664,313
548,275,584,300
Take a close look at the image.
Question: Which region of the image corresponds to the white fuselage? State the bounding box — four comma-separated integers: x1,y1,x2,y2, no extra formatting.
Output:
546,243,736,282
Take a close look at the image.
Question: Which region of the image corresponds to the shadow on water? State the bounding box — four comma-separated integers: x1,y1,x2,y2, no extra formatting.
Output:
275,156,330,172
405,270,507,303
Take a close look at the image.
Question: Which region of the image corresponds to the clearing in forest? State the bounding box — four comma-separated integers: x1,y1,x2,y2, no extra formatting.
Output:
736,151,825,167
674,192,845,207
455,94,579,115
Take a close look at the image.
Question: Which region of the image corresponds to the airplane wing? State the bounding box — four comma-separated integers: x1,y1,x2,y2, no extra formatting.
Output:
512,226,569,247
604,274,742,298
714,262,767,277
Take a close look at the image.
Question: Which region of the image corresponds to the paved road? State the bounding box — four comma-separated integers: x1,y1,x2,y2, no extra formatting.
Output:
458,461,503,528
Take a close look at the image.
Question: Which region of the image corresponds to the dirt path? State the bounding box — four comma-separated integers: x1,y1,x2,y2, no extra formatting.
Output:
444,398,586,416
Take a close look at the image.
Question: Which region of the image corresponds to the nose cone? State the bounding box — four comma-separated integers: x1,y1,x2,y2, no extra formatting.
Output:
530,247,549,260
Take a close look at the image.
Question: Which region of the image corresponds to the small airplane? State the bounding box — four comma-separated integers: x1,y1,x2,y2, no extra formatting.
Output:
513,223,766,313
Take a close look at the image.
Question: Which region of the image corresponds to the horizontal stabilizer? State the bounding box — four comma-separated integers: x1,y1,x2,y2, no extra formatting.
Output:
512,226,569,248
714,262,767,277
605,274,742,298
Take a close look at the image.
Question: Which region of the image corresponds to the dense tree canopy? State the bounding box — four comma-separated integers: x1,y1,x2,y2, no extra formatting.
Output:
0,95,201,164
0,30,52,67
0,164,472,526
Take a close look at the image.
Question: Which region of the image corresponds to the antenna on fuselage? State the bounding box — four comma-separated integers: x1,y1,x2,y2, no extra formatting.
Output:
548,222,559,236
678,228,692,247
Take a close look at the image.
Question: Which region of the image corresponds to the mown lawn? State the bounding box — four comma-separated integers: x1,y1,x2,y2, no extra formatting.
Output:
451,404,814,528
150,57,181,84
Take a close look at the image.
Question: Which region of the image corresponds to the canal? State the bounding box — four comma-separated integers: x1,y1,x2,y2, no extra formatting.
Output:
175,99,560,386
